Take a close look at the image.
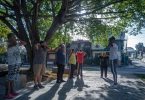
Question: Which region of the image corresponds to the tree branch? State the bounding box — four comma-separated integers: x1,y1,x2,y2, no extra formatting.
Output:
13,1,29,42
50,0,56,19
66,15,129,23
0,1,13,9
45,0,69,42
31,0,41,42
67,0,127,18
92,0,127,13
1,18,18,36
66,11,127,18
68,0,81,9
21,0,34,42
3,0,13,8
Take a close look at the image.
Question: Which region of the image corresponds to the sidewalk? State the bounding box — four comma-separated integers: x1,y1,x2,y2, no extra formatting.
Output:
0,69,144,100
1,60,145,100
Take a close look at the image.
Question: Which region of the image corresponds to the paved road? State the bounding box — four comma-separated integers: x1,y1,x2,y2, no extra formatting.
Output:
11,72,145,100
0,60,145,100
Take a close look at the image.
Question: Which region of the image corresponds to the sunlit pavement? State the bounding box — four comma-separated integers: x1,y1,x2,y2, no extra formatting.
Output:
1,60,145,100
11,71,145,100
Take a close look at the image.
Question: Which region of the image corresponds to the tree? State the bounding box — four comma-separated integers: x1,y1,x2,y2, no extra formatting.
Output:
135,43,144,52
0,0,70,68
135,42,144,58
0,21,10,54
0,0,145,69
0,21,10,39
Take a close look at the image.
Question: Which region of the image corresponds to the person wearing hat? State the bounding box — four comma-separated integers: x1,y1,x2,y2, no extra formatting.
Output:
56,44,66,83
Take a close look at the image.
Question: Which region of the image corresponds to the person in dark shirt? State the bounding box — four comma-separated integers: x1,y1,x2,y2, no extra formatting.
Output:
56,44,66,83
99,52,109,78
33,41,48,90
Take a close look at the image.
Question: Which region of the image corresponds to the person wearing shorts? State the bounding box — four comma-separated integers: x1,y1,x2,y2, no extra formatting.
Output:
33,41,48,89
5,33,26,99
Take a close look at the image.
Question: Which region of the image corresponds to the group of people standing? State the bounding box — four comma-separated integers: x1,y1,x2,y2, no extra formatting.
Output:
99,36,118,85
5,32,118,99
55,44,86,83
52,36,119,86
5,33,87,99
5,33,49,99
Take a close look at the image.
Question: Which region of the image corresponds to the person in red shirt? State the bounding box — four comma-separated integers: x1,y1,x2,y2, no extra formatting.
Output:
76,49,86,77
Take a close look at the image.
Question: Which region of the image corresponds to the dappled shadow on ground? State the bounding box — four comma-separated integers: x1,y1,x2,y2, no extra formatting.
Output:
35,77,90,100
57,79,74,100
35,83,60,100
74,77,90,92
1,63,145,100
73,78,145,100
102,78,114,85
13,82,60,100
15,88,35,100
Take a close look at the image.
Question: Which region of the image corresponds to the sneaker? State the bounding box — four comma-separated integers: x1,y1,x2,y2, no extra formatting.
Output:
38,84,44,88
11,92,19,96
33,85,39,90
4,94,14,99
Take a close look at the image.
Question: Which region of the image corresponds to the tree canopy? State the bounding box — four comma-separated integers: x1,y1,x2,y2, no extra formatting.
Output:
0,0,145,66
0,21,10,54
0,0,145,44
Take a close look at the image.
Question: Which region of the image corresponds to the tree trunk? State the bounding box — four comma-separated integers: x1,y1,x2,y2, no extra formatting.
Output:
25,44,34,73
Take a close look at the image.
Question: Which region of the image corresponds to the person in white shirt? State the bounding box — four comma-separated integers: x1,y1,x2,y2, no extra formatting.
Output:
108,36,118,85
5,33,26,99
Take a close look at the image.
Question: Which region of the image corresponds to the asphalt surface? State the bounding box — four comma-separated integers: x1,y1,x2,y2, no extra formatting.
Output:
0,59,145,100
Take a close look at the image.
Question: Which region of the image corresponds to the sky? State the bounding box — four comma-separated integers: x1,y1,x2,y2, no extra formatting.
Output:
127,33,145,49
72,34,88,41
72,33,145,50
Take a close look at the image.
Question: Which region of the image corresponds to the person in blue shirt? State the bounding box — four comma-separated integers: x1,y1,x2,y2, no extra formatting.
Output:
56,44,66,83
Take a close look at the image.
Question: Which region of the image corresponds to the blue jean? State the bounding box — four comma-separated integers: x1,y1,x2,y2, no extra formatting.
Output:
110,59,118,84
77,63,83,76
57,64,65,82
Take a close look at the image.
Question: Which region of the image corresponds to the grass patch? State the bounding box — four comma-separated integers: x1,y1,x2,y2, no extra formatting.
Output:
135,74,145,81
